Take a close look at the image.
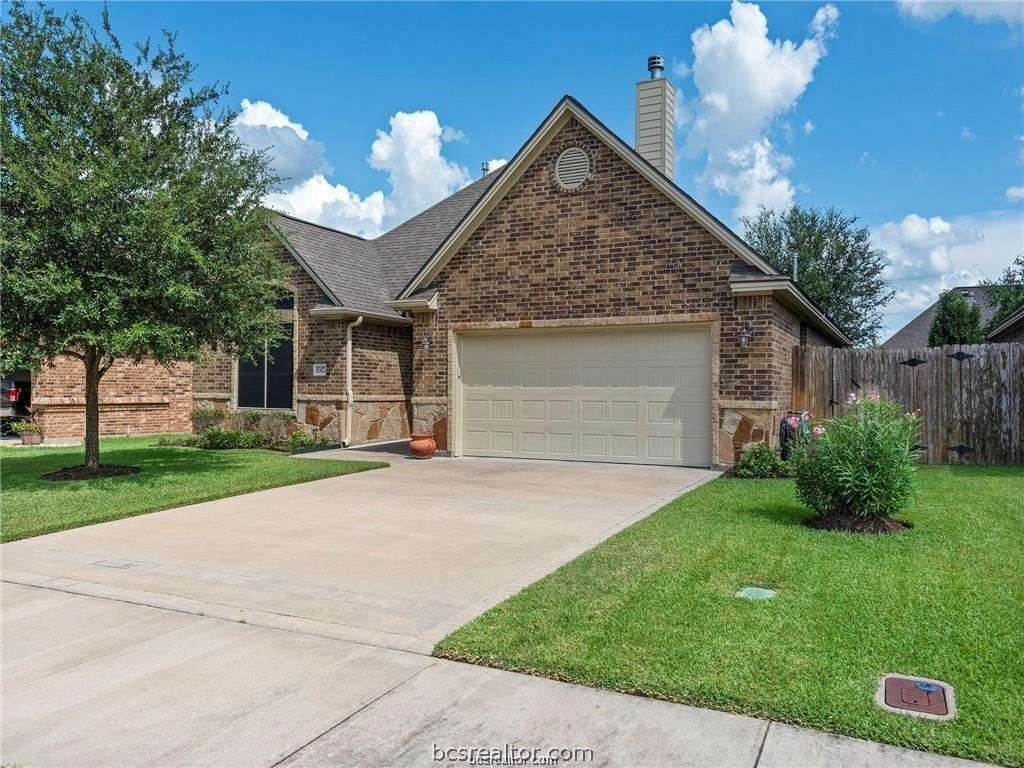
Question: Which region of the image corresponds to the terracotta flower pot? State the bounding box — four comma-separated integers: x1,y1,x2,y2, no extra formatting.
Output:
20,432,43,445
409,432,437,459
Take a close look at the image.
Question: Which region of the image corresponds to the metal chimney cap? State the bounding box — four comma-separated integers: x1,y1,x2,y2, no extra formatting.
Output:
647,55,666,79
481,161,490,176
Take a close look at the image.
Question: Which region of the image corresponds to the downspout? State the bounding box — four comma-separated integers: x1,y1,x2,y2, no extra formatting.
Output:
343,315,364,446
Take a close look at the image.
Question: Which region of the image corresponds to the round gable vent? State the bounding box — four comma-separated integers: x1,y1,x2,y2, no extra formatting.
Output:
555,147,590,190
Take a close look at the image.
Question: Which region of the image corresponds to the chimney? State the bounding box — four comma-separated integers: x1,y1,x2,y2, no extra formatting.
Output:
635,55,676,180
481,161,490,177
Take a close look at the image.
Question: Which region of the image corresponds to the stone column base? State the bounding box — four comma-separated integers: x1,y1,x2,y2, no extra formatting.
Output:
718,401,779,465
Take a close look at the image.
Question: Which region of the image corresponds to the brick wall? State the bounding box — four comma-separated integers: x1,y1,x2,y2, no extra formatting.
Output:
32,356,193,438
410,116,829,458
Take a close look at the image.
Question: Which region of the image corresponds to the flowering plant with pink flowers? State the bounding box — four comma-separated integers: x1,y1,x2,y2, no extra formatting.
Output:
790,392,922,521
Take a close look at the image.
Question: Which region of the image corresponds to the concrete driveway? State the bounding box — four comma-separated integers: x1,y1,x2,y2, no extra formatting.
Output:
2,447,714,653
1,449,990,767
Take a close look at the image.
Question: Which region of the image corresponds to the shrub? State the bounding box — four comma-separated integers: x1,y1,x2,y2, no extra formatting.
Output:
288,430,315,450
156,435,199,447
225,410,263,432
791,393,921,519
198,427,266,450
9,419,44,435
734,441,788,479
191,407,224,434
254,412,293,443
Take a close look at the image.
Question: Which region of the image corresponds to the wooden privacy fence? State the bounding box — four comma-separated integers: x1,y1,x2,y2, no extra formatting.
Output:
791,343,1024,465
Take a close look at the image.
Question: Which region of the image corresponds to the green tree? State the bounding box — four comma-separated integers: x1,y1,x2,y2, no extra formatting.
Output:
927,291,983,346
1,3,286,472
741,206,895,346
980,255,1024,333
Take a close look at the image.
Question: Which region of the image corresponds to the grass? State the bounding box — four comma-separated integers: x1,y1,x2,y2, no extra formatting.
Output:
435,466,1024,767
0,436,386,542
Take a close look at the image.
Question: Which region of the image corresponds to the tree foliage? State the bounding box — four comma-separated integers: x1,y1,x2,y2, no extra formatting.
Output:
980,255,1024,333
1,2,287,469
927,291,983,346
741,206,895,346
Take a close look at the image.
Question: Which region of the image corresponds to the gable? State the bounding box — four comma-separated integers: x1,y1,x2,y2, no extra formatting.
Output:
398,97,778,299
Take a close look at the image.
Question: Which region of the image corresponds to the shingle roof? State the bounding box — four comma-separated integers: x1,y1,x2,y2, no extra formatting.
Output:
269,170,504,319
986,302,1024,342
377,170,505,296
882,286,1002,348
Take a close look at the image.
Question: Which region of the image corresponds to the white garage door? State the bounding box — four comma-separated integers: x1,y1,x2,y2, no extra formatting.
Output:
458,326,711,467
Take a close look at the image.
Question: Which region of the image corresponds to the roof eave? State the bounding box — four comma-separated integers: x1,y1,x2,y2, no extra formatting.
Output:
730,279,853,347
985,304,1024,341
308,305,412,326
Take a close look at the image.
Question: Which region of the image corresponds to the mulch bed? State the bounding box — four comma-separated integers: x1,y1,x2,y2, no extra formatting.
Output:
804,513,911,534
41,465,141,481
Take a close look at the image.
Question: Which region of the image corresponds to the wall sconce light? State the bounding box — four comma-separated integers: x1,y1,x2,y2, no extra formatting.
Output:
419,331,433,350
739,322,753,348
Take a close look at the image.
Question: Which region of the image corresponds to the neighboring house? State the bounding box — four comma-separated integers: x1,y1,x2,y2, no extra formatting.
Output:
31,59,851,466
986,304,1024,344
882,286,1001,348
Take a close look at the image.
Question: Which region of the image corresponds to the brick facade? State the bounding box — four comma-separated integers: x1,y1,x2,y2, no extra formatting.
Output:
191,242,413,444
25,119,839,457
32,356,193,438
409,117,835,461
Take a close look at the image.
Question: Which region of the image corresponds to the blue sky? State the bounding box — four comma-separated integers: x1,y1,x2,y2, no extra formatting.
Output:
60,2,1024,340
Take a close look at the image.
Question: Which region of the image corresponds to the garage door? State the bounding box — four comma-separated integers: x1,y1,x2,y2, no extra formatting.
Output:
459,326,711,467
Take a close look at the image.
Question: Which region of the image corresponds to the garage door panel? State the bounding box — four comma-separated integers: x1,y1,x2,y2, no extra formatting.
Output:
459,327,711,467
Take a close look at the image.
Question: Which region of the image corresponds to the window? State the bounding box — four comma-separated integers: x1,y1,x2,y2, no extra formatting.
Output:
238,324,294,409
275,294,295,310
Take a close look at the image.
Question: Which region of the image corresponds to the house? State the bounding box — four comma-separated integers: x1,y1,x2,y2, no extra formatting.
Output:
31,58,851,467
986,303,1024,344
882,286,1001,348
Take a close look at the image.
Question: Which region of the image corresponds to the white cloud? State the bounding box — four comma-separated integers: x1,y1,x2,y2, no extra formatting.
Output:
961,126,976,140
237,98,309,140
672,60,692,78
368,110,471,226
237,101,471,237
874,210,1024,339
1007,185,1024,202
484,158,508,173
897,1,1023,26
858,150,877,166
803,120,815,135
683,1,838,219
234,99,330,185
266,175,386,235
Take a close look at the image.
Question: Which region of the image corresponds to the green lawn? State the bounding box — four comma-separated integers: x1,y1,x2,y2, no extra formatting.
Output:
436,466,1023,768
0,436,386,542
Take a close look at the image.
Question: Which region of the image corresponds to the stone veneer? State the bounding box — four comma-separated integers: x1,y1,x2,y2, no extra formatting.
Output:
409,116,833,462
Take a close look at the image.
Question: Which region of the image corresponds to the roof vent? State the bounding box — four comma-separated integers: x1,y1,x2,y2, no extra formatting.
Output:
647,55,666,79
555,147,590,190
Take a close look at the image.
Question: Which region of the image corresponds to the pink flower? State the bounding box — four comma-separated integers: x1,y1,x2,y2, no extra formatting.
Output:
867,390,880,402
786,416,799,428
813,425,826,436
847,392,858,405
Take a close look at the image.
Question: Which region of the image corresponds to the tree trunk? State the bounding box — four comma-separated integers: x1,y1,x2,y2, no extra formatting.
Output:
84,346,101,470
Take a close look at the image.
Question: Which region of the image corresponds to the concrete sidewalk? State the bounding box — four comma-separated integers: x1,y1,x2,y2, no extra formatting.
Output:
1,583,990,768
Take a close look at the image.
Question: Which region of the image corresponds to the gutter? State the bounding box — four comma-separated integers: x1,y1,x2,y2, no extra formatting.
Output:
308,304,412,327
343,315,364,447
